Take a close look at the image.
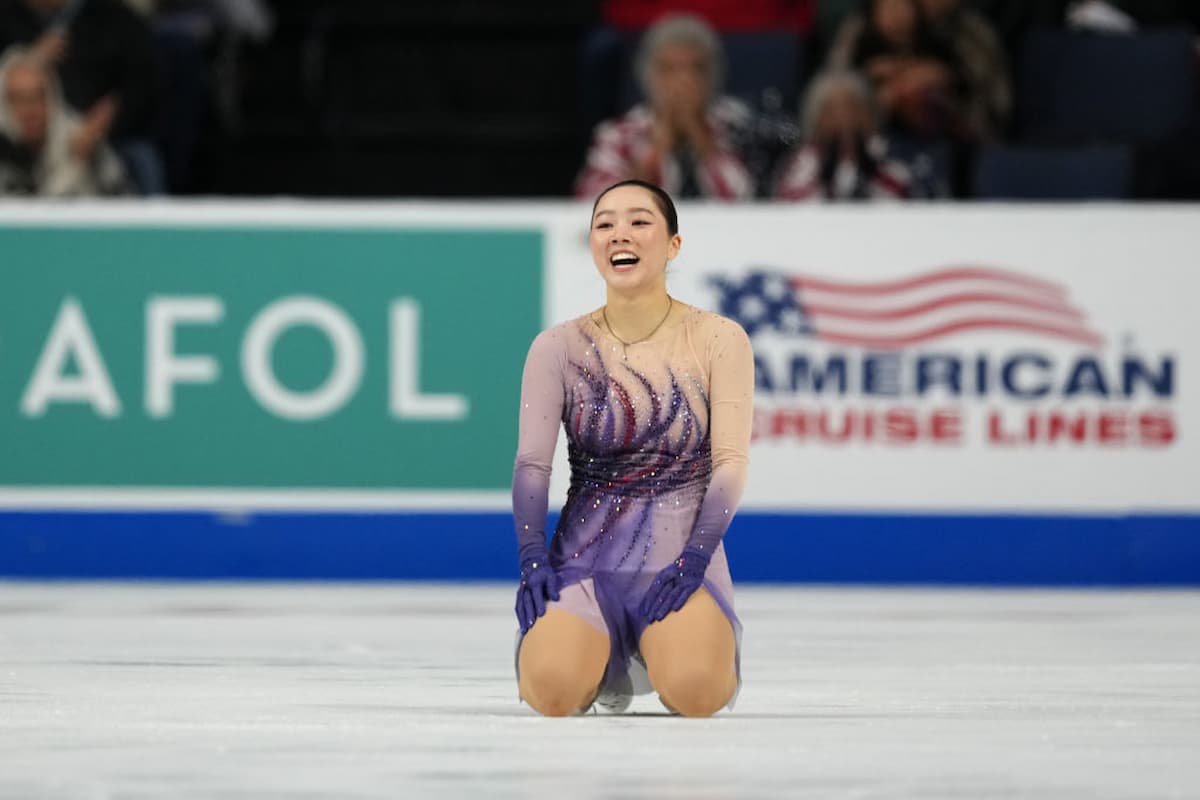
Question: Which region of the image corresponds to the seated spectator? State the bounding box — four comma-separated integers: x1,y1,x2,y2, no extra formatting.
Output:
1066,0,1200,32
575,14,756,200
825,0,968,142
0,0,163,192
774,70,915,201
0,47,129,195
919,0,1010,142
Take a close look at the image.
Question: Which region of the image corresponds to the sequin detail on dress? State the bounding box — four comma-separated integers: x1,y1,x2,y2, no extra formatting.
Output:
556,332,712,585
512,306,754,700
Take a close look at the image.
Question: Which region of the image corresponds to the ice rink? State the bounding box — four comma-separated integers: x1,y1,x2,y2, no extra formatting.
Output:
1,583,1197,799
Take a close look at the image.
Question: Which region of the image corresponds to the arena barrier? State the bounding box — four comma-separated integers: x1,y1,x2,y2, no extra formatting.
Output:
1,202,1196,583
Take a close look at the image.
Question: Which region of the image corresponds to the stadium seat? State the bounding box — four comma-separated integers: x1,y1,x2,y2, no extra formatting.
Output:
719,31,805,113
1016,28,1197,145
973,145,1133,200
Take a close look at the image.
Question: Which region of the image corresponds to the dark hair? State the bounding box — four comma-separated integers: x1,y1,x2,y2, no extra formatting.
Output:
591,179,679,236
853,0,957,67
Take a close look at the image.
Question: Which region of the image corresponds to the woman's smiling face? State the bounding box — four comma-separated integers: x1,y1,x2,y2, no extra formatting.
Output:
590,185,681,293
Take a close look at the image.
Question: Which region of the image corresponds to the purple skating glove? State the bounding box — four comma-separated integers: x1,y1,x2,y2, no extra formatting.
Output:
639,546,711,623
515,549,561,634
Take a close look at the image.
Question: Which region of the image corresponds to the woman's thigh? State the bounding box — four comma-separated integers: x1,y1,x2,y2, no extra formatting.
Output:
638,587,737,716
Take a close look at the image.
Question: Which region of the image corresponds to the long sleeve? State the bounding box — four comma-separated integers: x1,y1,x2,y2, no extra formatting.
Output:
574,114,641,200
774,142,911,202
512,330,566,564
684,317,754,556
773,145,824,201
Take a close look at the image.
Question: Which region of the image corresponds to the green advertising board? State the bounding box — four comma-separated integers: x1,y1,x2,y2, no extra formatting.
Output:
0,225,542,489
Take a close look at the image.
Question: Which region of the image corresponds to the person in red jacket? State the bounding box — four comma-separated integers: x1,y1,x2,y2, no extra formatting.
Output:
575,14,756,200
773,70,915,201
603,0,814,33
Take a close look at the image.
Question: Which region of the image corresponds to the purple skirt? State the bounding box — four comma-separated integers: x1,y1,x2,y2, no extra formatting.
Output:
516,542,742,709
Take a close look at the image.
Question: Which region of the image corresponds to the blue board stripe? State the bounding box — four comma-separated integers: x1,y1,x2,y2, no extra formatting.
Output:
1,511,1197,584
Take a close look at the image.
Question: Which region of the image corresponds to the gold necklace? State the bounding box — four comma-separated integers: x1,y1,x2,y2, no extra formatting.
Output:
602,296,673,357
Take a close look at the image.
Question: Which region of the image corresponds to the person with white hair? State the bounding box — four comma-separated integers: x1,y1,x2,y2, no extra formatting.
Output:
773,70,915,202
575,14,755,200
0,46,129,195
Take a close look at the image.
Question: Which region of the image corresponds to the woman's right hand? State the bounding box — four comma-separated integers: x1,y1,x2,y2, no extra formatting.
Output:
515,555,561,634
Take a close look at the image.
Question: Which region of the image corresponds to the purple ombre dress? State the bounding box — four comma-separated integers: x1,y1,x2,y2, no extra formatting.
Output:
513,303,753,703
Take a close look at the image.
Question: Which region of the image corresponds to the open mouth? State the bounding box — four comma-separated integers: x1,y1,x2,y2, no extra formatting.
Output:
610,251,640,268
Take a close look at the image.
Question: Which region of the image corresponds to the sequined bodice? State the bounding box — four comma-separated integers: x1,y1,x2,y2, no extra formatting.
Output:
563,329,714,502
512,304,753,581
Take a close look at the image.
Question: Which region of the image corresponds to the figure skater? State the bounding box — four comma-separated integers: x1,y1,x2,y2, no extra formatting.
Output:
512,179,753,717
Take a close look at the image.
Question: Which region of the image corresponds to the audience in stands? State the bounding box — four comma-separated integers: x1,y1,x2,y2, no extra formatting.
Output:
0,0,1191,199
1065,0,1200,32
0,0,162,193
919,0,1009,142
0,46,129,195
575,14,756,200
773,70,917,201
825,0,968,143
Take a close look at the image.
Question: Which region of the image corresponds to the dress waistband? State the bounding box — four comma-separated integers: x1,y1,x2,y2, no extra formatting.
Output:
567,443,712,499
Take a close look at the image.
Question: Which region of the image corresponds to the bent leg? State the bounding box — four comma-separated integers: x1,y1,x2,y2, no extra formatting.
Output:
638,587,737,718
518,608,609,717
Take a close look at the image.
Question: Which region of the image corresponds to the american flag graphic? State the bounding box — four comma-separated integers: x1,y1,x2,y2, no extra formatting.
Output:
710,267,1104,349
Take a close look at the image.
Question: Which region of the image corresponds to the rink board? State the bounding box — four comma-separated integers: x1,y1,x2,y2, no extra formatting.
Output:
1,510,1197,584
0,202,1197,582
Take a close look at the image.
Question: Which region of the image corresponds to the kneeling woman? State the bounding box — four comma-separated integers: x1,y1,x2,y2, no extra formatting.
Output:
512,179,753,717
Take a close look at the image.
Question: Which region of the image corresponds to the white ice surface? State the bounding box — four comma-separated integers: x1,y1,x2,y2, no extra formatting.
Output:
0,583,1197,799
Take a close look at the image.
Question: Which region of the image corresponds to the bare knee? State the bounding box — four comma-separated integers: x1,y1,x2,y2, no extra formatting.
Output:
519,659,597,717
650,662,734,718
517,607,609,717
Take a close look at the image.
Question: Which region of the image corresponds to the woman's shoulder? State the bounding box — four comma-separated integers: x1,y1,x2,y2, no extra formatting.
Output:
683,304,752,347
528,313,599,352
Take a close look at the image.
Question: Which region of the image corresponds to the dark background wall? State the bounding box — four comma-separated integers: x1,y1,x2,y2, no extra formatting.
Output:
209,1,598,197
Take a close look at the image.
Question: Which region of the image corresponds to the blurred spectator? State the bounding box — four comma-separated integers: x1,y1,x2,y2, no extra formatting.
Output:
774,70,916,201
1065,0,1136,33
1066,0,1200,32
0,0,163,192
0,47,129,195
919,0,1010,142
826,0,968,142
575,14,756,200
602,0,814,32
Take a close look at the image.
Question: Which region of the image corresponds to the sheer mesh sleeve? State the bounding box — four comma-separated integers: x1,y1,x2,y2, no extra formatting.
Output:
512,329,566,565
685,315,754,556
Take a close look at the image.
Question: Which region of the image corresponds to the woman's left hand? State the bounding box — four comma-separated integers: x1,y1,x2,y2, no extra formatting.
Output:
640,547,712,623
